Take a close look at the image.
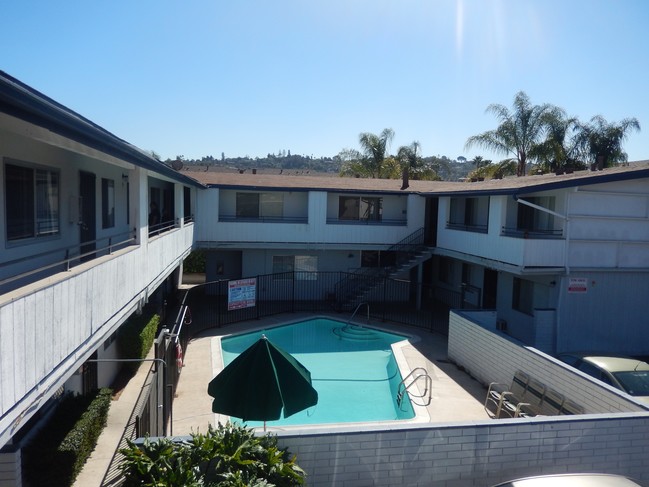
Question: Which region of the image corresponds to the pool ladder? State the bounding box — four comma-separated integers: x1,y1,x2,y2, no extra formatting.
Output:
397,367,432,408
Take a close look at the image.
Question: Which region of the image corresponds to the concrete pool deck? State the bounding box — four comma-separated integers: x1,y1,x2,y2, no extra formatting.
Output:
171,312,491,436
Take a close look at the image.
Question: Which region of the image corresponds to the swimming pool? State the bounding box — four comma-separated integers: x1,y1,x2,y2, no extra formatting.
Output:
218,317,416,427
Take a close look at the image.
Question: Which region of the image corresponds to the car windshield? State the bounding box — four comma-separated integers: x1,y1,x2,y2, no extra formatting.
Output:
612,370,649,396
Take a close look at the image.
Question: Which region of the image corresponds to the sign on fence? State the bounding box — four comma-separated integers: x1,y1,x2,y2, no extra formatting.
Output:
228,278,257,310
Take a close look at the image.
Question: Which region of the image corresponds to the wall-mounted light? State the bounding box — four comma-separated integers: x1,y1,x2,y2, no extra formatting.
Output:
348,253,354,259
122,173,129,182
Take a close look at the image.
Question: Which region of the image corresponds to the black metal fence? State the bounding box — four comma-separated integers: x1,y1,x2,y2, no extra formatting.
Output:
181,271,462,337
100,306,191,486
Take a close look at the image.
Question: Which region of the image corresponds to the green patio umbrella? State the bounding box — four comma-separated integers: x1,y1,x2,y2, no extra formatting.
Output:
207,335,318,427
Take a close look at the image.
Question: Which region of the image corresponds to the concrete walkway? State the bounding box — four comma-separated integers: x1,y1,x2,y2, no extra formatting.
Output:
74,313,490,486
72,348,156,487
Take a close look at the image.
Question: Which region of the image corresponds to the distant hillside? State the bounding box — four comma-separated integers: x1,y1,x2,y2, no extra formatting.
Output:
166,154,475,181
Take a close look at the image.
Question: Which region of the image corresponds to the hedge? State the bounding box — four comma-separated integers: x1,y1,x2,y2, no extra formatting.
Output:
118,312,160,374
183,250,206,273
22,388,113,487
59,388,113,483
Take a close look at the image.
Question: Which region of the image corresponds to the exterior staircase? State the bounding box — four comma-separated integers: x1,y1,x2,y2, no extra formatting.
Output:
335,228,434,309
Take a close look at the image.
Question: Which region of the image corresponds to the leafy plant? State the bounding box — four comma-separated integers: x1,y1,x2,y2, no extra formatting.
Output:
23,388,113,487
119,422,306,486
184,250,207,273
118,312,160,374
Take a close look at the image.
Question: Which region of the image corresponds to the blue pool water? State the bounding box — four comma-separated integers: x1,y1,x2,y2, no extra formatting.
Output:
219,317,416,427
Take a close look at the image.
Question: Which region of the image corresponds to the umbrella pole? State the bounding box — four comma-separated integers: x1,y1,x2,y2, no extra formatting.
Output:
264,420,267,432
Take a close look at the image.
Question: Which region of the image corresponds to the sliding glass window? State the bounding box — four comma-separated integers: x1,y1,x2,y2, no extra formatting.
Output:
5,162,60,241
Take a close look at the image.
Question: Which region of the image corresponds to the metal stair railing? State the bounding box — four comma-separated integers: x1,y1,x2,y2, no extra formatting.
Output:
334,228,432,307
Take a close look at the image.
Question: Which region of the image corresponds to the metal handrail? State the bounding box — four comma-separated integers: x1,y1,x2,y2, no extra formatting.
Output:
397,367,432,408
168,305,192,345
218,214,308,224
0,229,137,287
501,226,563,239
346,302,369,328
446,221,489,234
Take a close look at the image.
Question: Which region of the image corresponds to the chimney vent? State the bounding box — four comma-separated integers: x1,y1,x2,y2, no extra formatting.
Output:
401,167,409,190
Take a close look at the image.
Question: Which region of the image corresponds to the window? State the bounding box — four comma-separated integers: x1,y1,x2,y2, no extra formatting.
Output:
464,198,477,226
338,196,382,221
361,250,397,268
517,196,555,232
512,277,534,315
102,178,115,228
272,255,317,280
236,192,283,219
5,162,59,241
448,197,487,232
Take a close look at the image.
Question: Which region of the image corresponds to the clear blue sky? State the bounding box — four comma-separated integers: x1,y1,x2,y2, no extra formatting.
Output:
2,0,648,163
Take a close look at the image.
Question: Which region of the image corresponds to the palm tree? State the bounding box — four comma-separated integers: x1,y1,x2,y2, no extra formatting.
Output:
574,115,641,170
339,128,395,178
530,111,581,173
397,141,441,181
471,155,492,169
465,91,557,176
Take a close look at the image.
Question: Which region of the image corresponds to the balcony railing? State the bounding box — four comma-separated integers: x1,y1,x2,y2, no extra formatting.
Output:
501,226,563,239
148,218,181,237
445,221,489,234
218,214,308,224
1,229,137,294
326,217,407,226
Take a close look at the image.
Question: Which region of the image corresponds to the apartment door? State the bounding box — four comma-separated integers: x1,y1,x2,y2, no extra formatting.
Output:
79,171,96,260
81,352,98,396
483,268,498,309
424,197,438,246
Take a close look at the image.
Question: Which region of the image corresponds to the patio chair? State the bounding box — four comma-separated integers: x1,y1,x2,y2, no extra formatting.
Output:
484,370,529,418
560,399,585,415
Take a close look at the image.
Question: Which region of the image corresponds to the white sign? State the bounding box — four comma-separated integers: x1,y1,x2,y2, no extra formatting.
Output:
568,277,588,294
228,278,257,310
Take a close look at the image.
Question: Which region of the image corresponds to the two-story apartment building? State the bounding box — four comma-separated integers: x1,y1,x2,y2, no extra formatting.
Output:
188,166,649,356
190,171,429,281
428,167,649,355
0,71,202,477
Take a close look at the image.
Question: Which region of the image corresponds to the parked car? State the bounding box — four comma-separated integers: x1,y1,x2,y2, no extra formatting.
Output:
492,473,643,486
558,353,649,402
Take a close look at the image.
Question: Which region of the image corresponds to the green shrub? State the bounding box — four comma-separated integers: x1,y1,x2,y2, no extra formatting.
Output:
22,388,113,487
58,388,113,483
183,250,206,273
118,312,160,374
119,422,306,487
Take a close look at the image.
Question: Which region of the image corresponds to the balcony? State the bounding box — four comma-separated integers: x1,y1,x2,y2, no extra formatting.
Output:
501,226,563,239
445,221,488,234
218,214,308,224
326,217,407,226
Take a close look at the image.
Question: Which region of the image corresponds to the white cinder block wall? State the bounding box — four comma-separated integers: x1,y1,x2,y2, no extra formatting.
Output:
447,310,646,414
277,415,649,486
273,310,649,486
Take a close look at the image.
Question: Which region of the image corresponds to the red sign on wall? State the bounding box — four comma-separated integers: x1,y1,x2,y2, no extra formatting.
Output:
568,277,588,294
